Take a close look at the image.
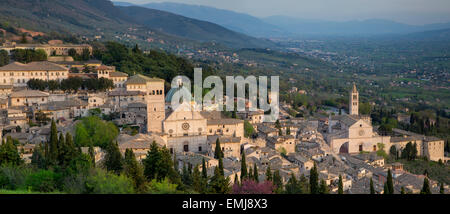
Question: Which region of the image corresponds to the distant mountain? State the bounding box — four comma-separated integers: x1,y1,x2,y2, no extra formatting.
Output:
115,1,286,38
263,16,450,36
117,6,274,48
401,28,450,41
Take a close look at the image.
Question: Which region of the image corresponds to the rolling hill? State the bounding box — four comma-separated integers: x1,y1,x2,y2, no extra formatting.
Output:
116,6,275,48
0,0,273,49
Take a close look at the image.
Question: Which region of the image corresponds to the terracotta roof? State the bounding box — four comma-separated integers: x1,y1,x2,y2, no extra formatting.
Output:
0,61,68,71
125,74,164,85
10,90,49,98
109,71,128,77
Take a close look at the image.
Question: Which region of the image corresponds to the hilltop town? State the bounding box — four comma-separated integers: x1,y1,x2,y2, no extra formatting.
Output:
0,40,448,194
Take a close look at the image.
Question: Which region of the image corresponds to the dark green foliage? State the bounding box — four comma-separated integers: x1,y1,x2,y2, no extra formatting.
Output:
214,138,223,159
240,153,247,181
192,165,208,194
104,142,123,174
401,142,418,161
284,174,303,194
319,179,329,194
0,138,23,166
208,164,230,194
386,169,394,194
201,158,207,179
309,163,319,194
123,149,146,192
272,170,282,193
265,165,272,181
244,120,255,138
10,49,47,63
142,142,179,184
370,178,375,194
74,116,119,148
440,183,444,194
0,50,9,67
84,169,134,194
338,175,344,194
26,170,59,192
253,163,259,183
420,177,432,194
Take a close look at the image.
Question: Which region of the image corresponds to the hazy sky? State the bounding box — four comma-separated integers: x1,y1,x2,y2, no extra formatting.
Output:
121,0,450,25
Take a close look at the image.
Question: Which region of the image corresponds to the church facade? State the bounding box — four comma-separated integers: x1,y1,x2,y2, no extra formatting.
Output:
327,84,391,154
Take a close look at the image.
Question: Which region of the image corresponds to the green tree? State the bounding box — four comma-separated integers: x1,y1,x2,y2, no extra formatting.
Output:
48,119,59,165
284,174,303,194
214,138,223,159
265,165,272,181
386,169,394,194
124,149,146,192
338,175,344,194
253,163,259,183
208,164,230,194
319,179,329,194
244,120,255,138
309,163,319,194
240,153,248,181
401,187,405,194
370,178,375,194
420,177,431,194
0,50,9,67
0,138,23,166
104,141,123,174
440,183,444,194
272,170,283,193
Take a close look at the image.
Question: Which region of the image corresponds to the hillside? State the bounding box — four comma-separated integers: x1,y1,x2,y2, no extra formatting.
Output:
132,2,285,38
0,0,273,49
117,6,275,48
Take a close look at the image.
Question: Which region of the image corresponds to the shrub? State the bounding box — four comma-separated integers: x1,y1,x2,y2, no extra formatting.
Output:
84,169,134,194
26,170,59,192
0,165,32,190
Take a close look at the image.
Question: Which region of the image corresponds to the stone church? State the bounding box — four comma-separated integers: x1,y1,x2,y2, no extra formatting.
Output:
326,84,391,154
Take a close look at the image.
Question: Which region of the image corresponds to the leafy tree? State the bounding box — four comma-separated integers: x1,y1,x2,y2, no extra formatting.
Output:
244,120,255,138
192,165,207,194
143,142,161,181
0,50,9,67
85,169,134,194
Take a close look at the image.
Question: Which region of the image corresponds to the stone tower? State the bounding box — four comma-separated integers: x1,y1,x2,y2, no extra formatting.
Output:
349,83,359,116
146,78,166,133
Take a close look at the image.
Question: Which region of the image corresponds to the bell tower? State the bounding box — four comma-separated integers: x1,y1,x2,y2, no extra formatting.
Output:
349,83,359,116
146,78,166,133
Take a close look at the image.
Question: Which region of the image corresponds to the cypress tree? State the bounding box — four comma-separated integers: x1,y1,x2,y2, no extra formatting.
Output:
104,141,123,174
383,182,388,194
240,153,248,181
201,158,208,179
338,175,344,194
248,167,253,181
273,170,283,193
253,163,259,183
401,187,405,194
285,174,301,194
143,141,161,181
440,183,444,194
319,179,329,194
214,138,223,159
309,163,319,194
193,165,207,193
421,178,431,194
0,137,22,166
387,169,394,194
57,133,65,166
209,165,230,194
265,165,272,181
218,156,224,177
124,149,146,192
49,119,59,164
88,145,95,167
234,174,239,186
370,178,375,194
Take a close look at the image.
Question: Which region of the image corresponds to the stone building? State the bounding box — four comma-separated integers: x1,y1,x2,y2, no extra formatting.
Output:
9,90,49,107
0,61,69,87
